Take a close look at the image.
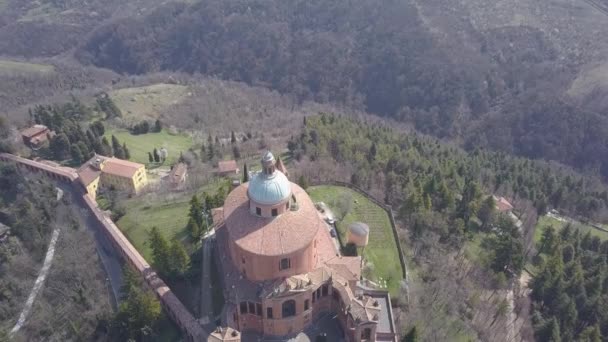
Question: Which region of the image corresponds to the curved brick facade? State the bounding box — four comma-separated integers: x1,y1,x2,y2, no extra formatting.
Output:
224,182,323,281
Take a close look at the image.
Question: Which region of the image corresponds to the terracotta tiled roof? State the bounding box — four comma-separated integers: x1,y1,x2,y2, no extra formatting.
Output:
78,155,144,185
103,157,143,178
209,327,240,341
223,183,322,256
78,165,101,186
218,160,238,173
326,256,362,281
20,125,48,138
169,162,187,184
495,196,514,212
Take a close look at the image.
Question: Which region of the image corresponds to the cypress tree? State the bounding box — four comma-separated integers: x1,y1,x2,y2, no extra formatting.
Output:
123,142,131,159
169,239,190,276
189,195,204,227
101,136,113,157
148,227,170,275
243,163,249,182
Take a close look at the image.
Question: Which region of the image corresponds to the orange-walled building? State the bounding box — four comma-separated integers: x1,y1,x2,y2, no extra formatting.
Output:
215,152,397,341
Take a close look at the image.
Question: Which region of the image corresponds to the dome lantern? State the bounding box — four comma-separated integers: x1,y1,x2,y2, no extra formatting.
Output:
261,150,276,175
247,151,291,207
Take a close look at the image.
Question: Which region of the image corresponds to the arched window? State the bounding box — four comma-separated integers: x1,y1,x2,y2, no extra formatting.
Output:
280,258,291,270
282,299,296,318
361,327,372,340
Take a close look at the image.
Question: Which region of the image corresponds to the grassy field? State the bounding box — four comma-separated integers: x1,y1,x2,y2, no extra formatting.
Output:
105,128,194,166
0,59,54,75
109,83,190,121
533,215,608,243
307,185,403,295
116,180,227,261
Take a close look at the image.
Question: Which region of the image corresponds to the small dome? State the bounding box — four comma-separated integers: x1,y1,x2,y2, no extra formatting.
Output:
349,222,369,236
248,170,291,205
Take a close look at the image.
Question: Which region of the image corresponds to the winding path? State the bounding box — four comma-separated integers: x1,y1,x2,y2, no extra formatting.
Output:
9,228,60,337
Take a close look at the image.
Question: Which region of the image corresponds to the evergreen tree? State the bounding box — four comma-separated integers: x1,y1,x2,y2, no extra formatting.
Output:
189,195,204,228
169,239,190,276
489,223,524,277
112,135,125,159
545,317,561,342
231,131,237,143
403,326,418,342
50,133,71,160
186,217,202,242
100,136,113,157
579,325,601,342
154,119,162,132
243,163,249,182
123,142,131,159
148,227,170,275
70,144,83,164
119,265,140,300
153,148,160,163
111,134,121,151
90,120,105,136
233,145,241,159
76,141,90,160
457,177,481,224
539,226,557,255
148,152,154,163
298,174,309,189
368,142,377,162
478,196,497,230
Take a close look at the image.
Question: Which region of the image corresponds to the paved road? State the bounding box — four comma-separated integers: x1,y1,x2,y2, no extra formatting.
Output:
200,230,216,324
10,228,60,337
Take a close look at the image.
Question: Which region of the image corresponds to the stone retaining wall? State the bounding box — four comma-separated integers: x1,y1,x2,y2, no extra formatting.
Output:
0,153,212,341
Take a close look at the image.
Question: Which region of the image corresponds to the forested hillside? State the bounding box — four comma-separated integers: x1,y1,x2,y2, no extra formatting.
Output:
293,114,608,221
531,225,608,341
75,0,608,178
292,114,608,339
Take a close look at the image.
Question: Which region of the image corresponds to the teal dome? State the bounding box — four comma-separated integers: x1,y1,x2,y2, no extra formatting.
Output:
248,170,291,205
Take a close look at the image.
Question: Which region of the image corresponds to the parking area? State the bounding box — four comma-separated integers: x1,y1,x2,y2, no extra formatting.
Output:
314,202,341,253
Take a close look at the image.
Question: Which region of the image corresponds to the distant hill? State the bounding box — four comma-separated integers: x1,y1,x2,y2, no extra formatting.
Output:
74,0,608,177
2,0,608,178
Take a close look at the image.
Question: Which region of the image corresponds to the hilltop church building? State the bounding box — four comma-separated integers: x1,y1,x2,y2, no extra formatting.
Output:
212,152,397,342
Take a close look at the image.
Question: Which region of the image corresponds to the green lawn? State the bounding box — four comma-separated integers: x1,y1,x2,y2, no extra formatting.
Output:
534,215,608,244
117,196,192,261
105,128,194,166
0,59,54,74
307,185,403,295
116,180,227,261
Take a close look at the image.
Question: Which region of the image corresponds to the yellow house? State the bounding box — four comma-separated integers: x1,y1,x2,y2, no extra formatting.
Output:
78,155,147,199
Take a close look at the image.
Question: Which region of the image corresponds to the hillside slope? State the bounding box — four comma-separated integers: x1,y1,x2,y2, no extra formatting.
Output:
73,0,608,177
